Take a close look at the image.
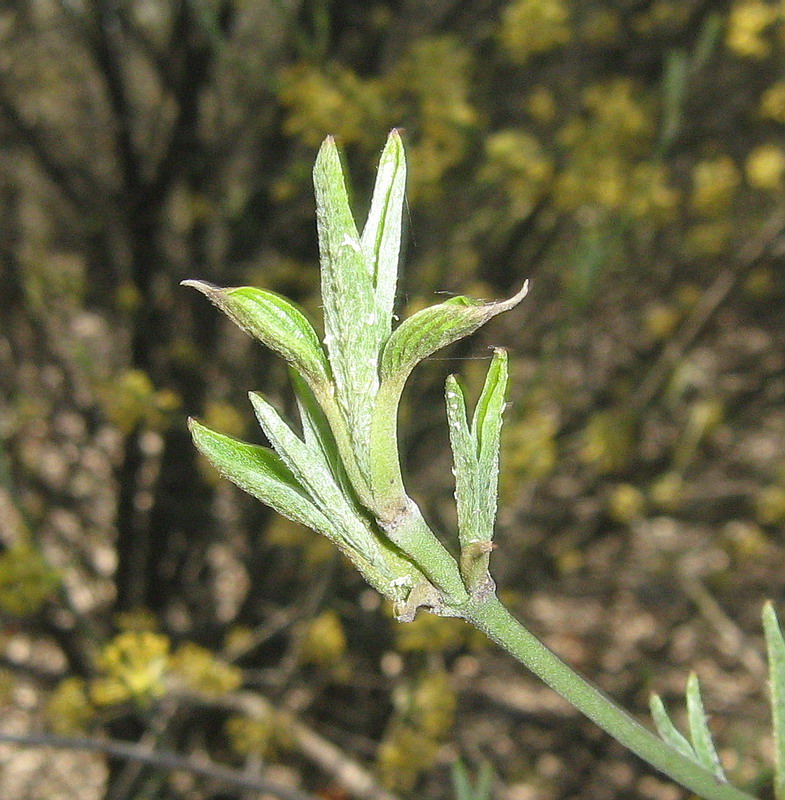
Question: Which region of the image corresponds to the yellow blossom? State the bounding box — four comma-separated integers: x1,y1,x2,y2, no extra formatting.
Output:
526,86,557,123
47,678,94,734
169,641,242,695
760,81,785,122
726,0,779,59
746,143,785,190
690,155,740,215
91,631,170,706
0,544,60,615
299,610,347,667
500,0,572,63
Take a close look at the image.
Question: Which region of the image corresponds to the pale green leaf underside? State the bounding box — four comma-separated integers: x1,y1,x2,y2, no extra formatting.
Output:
188,418,329,535
182,281,329,387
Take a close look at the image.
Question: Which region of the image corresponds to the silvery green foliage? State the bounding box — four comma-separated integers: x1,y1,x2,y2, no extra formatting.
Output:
185,131,528,620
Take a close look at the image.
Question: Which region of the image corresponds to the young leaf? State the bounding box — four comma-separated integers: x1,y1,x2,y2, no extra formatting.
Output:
182,282,330,388
380,282,528,392
686,672,726,781
471,348,508,541
361,129,406,339
650,693,697,761
764,601,785,800
313,136,381,464
445,374,480,542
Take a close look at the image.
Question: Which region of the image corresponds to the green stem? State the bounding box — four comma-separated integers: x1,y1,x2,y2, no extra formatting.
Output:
466,594,758,800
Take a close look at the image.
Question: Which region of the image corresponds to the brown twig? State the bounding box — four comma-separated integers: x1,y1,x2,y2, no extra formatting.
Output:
0,731,317,800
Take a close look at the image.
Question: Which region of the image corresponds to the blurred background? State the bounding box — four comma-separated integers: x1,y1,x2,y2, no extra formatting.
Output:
1,1,785,798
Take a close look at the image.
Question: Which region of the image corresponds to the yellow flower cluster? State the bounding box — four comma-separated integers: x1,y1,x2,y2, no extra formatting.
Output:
746,143,785,190
0,544,60,615
91,631,170,706
581,79,653,148
225,708,294,758
502,408,558,487
100,369,180,434
90,632,242,706
278,63,385,148
553,80,677,219
480,130,554,218
47,677,94,734
499,0,572,63
726,0,780,59
395,609,486,653
377,670,456,790
580,410,635,474
388,37,477,200
760,81,785,122
278,37,476,203
299,610,347,667
690,155,741,215
168,641,242,696
608,484,647,524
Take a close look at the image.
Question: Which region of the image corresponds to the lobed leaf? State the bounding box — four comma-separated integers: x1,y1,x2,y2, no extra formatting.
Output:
764,601,785,800
650,693,696,761
182,282,330,387
686,673,726,781
380,282,528,391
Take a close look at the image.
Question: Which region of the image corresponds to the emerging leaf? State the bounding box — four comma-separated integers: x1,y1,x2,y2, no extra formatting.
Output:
650,693,696,761
182,282,330,388
685,673,726,781
361,129,406,340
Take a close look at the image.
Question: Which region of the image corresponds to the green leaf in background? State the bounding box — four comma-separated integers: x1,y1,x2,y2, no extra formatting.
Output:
380,283,528,393
182,282,330,388
451,760,494,800
650,693,697,761
686,672,726,781
361,128,406,340
313,136,381,465
764,602,785,800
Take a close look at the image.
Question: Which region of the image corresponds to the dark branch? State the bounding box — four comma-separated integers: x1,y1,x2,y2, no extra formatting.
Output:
0,732,318,800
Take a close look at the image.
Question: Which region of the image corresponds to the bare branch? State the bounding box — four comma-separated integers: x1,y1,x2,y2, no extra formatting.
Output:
0,732,317,800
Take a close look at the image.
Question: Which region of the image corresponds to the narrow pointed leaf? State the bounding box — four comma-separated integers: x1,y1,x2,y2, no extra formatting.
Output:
471,348,508,539
650,693,696,761
380,282,529,390
686,673,726,780
361,129,406,337
313,137,381,462
764,601,785,800
248,391,390,577
188,418,329,534
445,374,479,542
183,281,330,387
